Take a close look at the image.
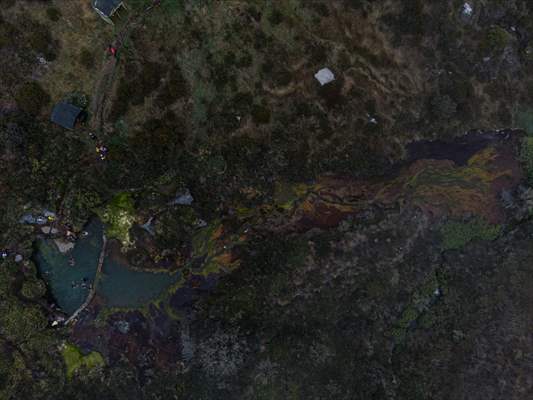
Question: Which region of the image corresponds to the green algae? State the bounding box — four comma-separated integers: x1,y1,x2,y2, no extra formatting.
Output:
62,343,104,379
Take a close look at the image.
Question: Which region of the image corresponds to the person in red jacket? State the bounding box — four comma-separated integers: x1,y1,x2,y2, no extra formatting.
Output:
108,44,117,57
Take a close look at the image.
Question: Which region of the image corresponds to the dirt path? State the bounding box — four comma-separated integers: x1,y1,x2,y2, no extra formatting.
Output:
64,234,107,325
89,4,160,132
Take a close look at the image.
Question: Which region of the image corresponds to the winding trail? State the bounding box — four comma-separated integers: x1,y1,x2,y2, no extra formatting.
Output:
64,234,107,325
89,3,160,132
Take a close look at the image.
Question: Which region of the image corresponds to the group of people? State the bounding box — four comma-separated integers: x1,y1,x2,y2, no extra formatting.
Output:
96,144,109,160
88,132,109,160
71,277,92,290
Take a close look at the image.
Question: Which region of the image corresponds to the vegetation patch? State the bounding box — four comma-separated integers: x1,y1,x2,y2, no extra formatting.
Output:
46,7,62,22
440,218,501,250
516,109,533,136
520,136,533,184
390,273,440,343
15,82,51,115
482,26,511,54
62,343,104,379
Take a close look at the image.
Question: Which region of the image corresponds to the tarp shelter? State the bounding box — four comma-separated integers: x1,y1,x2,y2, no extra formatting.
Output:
50,102,83,130
93,0,125,24
314,68,335,86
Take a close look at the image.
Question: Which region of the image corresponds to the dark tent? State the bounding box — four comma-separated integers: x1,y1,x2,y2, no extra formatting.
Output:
50,102,83,130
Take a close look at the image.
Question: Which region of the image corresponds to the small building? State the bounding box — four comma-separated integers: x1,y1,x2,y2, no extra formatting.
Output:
50,102,83,130
92,0,127,24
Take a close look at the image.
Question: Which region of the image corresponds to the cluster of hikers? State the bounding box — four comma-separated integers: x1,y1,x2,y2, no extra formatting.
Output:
88,132,108,160
71,277,92,290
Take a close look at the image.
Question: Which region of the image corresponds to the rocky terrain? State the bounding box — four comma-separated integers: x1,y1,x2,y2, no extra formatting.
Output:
1,1,533,399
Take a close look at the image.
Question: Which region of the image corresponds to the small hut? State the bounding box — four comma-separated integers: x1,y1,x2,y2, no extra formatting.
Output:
92,0,127,24
50,102,83,130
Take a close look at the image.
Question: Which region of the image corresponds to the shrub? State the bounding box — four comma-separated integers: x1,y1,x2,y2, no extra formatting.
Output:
483,26,511,53
440,218,501,250
251,104,271,124
26,22,57,60
268,8,284,25
20,279,46,300
140,61,164,97
109,79,131,120
430,94,457,120
516,109,533,136
46,7,62,22
155,67,188,107
520,137,533,183
318,79,346,109
381,0,425,39
79,48,95,70
15,82,51,115
0,18,18,49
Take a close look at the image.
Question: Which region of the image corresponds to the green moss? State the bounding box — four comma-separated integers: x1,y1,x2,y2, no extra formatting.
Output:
100,193,135,247
62,343,104,379
440,218,501,250
15,82,51,115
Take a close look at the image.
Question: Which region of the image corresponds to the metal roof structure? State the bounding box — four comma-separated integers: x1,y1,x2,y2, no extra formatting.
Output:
50,102,83,130
93,0,123,18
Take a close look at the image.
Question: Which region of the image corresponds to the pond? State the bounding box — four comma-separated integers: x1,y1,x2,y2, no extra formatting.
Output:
34,219,102,315
98,250,180,308
34,219,180,315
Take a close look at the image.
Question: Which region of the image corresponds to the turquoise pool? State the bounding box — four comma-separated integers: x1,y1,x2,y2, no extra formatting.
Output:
34,219,179,314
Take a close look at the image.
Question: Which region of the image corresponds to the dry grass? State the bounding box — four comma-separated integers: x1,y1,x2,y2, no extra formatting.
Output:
17,1,115,104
